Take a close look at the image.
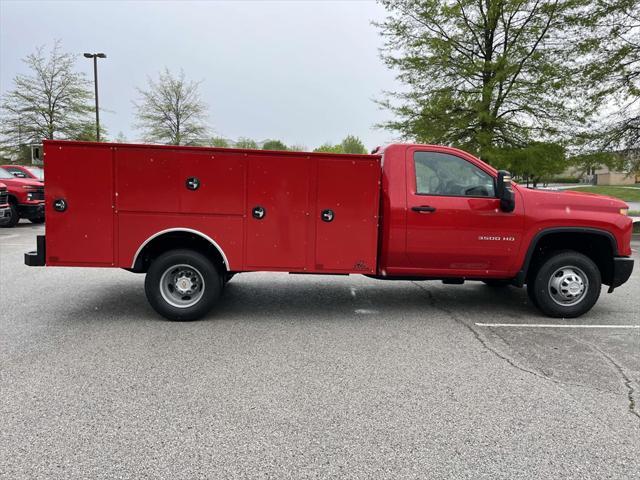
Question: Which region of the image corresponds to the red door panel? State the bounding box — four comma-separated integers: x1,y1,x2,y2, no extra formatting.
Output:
404,147,524,275
179,151,245,215
245,155,310,270
116,147,181,213
45,144,114,265
315,158,380,273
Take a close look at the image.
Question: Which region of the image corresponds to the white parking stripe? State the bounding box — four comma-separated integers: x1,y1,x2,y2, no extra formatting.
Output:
475,323,640,329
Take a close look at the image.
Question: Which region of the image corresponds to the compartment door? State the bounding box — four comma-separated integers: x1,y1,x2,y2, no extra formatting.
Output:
315,158,380,273
45,144,114,265
245,155,310,270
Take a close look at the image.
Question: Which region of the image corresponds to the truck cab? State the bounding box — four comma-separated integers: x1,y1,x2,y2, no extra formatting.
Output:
25,141,633,321
1,165,44,182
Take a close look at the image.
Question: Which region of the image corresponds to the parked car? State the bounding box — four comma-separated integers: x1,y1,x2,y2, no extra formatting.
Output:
0,167,45,227
0,182,11,226
26,141,633,320
1,165,44,181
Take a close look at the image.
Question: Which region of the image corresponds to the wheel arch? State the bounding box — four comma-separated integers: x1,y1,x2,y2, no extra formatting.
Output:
130,228,229,273
515,227,617,287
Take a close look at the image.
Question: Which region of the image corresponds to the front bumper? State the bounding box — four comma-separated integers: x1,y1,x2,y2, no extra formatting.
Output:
17,202,44,219
608,256,634,292
0,206,11,225
25,235,46,266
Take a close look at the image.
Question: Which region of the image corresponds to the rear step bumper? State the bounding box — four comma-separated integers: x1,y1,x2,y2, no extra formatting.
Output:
24,235,46,266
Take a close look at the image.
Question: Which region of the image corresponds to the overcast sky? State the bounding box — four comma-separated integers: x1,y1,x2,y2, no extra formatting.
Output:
0,0,401,150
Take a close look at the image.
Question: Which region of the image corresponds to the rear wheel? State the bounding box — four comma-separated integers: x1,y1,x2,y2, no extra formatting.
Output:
144,249,223,321
527,251,601,318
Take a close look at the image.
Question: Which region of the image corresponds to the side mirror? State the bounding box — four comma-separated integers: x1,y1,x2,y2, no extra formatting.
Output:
496,170,515,213
14,172,26,178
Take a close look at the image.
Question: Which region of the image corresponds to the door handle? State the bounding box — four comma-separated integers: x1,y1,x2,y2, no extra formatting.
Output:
412,205,436,213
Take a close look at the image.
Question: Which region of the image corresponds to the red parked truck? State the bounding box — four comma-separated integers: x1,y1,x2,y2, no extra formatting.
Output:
0,182,11,226
0,167,45,227
25,140,633,320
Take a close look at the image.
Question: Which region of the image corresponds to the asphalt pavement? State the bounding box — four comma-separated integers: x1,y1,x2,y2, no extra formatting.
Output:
1,222,639,479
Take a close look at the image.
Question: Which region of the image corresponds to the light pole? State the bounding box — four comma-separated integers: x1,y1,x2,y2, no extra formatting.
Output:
84,52,106,142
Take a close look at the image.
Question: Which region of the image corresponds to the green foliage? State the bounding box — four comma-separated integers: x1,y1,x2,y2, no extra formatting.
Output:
376,0,590,157
134,68,208,145
313,143,344,153
0,40,94,156
115,132,128,143
566,186,640,202
210,136,229,147
72,123,108,142
485,142,566,186
340,135,367,154
262,139,288,151
235,137,258,149
569,151,625,176
313,136,367,154
574,0,639,157
549,177,582,184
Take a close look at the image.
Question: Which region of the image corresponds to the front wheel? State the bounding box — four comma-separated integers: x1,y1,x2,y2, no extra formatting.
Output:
144,249,223,321
527,251,601,318
0,203,19,228
29,216,45,224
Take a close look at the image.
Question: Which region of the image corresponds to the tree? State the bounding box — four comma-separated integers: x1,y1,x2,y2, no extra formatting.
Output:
313,136,367,154
340,135,367,154
314,143,344,153
486,142,566,187
262,139,288,150
134,68,208,145
210,136,229,147
376,0,589,158
235,137,258,149
115,131,128,143
0,41,94,157
577,0,640,174
73,123,108,142
569,151,625,177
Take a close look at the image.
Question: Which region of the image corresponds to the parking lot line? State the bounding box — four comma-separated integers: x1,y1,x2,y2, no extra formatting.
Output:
475,323,640,329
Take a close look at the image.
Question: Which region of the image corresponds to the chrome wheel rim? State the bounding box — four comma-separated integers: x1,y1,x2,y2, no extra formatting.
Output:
159,264,205,308
547,266,588,307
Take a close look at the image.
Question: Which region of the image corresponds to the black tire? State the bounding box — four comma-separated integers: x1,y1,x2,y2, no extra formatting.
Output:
527,250,601,318
144,249,223,321
0,203,19,228
29,216,45,224
482,279,511,287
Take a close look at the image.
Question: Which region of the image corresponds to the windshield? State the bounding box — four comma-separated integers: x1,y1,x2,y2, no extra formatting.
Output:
26,167,44,180
0,168,14,179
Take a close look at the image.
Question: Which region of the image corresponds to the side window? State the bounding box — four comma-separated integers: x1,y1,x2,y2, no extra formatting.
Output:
414,151,495,197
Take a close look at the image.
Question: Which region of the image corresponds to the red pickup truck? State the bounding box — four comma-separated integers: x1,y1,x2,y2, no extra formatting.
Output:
0,167,45,227
25,140,633,320
0,182,11,226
